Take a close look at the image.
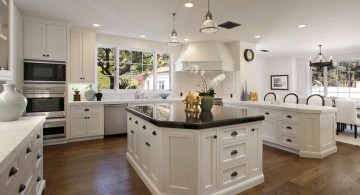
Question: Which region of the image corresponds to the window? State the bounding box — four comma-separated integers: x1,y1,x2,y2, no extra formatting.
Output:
97,47,171,90
311,59,360,98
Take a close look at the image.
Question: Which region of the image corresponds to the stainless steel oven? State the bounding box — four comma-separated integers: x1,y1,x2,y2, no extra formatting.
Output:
24,85,66,119
24,60,66,84
43,118,66,140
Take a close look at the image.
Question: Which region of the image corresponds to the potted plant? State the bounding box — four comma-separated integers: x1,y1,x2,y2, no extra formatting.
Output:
95,90,103,101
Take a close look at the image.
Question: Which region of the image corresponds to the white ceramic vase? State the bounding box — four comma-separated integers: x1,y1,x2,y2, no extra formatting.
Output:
84,85,96,101
0,84,28,122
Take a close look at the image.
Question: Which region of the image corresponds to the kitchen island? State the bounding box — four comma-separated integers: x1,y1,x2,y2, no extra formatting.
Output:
126,103,265,195
224,100,337,159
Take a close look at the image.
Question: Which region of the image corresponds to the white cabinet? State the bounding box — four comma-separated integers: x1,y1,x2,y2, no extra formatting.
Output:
0,0,13,80
24,21,66,61
70,32,96,82
200,131,217,195
249,124,262,177
263,118,277,143
68,105,104,139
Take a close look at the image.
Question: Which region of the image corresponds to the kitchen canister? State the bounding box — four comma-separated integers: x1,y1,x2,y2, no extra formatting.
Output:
0,84,28,122
84,85,96,101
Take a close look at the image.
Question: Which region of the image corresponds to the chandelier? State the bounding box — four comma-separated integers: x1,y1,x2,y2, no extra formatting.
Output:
309,45,333,67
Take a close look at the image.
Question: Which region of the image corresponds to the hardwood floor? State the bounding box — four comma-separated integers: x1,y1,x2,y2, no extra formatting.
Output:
43,136,360,195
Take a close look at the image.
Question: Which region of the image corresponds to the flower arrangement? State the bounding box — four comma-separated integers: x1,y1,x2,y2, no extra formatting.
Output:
189,64,227,97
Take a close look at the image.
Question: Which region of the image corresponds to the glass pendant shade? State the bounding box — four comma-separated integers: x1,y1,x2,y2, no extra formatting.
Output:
167,13,182,46
200,11,219,33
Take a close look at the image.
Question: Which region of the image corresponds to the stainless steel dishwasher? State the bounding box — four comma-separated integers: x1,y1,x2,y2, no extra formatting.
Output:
104,104,128,135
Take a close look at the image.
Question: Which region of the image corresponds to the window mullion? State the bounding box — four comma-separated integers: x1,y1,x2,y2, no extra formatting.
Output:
115,47,119,91
154,52,157,90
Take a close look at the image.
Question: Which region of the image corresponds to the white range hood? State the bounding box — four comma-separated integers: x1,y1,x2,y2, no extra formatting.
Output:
175,42,235,71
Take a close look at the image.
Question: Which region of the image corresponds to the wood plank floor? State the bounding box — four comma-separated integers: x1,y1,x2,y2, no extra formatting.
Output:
43,136,360,195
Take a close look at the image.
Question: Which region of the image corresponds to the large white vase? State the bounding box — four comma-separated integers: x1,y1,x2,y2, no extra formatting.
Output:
0,84,28,122
84,85,96,101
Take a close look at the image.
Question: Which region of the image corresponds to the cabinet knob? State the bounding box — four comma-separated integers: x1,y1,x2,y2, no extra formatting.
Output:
26,147,32,154
43,54,46,57
19,184,26,193
286,126,292,130
251,128,255,131
37,176,42,183
129,117,132,121
131,130,134,134
9,167,17,177
37,154,42,160
286,139,292,143
286,115,292,118
84,117,86,119
135,121,138,124
152,131,157,136
142,125,146,130
231,131,238,136
47,54,49,57
213,135,217,139
37,134,41,139
231,172,238,177
231,150,238,155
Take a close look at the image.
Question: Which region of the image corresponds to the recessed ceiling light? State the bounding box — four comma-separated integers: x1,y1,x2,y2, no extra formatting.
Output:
298,24,307,28
184,2,194,7
254,35,261,39
140,35,146,38
93,24,100,27
184,38,189,41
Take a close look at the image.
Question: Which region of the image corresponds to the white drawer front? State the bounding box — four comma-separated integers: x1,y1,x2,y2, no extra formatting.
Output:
0,156,21,194
9,158,34,195
280,111,299,122
219,141,248,167
19,141,34,169
71,105,102,115
262,109,278,119
279,122,300,134
218,160,248,189
219,125,248,144
279,133,299,149
147,124,162,143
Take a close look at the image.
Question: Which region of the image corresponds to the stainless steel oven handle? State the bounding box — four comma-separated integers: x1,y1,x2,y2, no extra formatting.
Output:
43,123,65,128
24,60,66,65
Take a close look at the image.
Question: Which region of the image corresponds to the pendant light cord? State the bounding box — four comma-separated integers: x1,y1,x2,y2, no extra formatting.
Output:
208,0,210,12
172,13,176,30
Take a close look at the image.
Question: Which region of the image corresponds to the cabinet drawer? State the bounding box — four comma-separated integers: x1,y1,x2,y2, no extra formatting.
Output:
35,147,43,169
279,133,299,149
219,141,248,167
70,105,102,115
219,125,248,144
33,128,43,151
35,166,43,194
19,141,35,169
280,111,299,122
146,124,162,143
218,160,248,189
279,121,300,134
8,159,34,195
0,156,21,194
261,109,278,118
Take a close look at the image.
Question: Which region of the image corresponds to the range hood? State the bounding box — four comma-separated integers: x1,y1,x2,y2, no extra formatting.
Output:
175,42,235,71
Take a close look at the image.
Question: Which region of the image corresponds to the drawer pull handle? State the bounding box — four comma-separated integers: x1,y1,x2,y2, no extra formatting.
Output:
143,125,146,130
135,121,138,124
37,134,41,139
19,184,26,193
129,117,132,121
251,128,255,131
9,167,17,177
286,126,292,130
131,130,134,134
265,112,269,115
286,115,292,118
286,139,292,143
231,150,238,155
37,154,42,160
152,131,157,136
231,131,238,136
231,172,238,177
26,147,32,154
213,135,217,139
37,176,42,183
84,109,90,111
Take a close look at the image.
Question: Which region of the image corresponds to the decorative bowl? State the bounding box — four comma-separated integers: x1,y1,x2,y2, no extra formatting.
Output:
159,93,170,99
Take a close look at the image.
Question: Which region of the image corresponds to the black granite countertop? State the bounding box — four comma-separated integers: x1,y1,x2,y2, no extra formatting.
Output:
126,103,265,129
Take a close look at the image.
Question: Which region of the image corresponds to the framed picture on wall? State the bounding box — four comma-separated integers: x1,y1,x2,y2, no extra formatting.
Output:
271,75,289,90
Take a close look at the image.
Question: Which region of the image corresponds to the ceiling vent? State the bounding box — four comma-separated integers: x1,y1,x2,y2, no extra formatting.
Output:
260,49,270,52
218,21,241,29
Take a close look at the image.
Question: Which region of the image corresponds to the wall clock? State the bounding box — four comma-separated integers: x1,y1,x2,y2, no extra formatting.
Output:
244,49,254,62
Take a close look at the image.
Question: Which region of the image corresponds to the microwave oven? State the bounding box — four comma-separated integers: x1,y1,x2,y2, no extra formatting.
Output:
24,60,66,84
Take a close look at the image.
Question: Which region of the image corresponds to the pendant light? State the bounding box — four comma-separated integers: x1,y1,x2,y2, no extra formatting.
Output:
167,13,182,46
200,0,219,33
309,45,333,68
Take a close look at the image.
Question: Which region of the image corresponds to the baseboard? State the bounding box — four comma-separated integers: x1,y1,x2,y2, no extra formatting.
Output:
44,138,68,146
68,135,104,143
263,141,299,155
300,146,337,159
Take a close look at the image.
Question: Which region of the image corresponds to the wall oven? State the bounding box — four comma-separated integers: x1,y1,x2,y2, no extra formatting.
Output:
24,60,66,84
43,118,66,140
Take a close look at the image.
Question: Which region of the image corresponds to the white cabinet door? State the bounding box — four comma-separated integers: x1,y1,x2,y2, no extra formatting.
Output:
163,131,195,195
141,137,151,174
70,115,86,137
70,32,83,82
86,114,103,136
200,130,217,195
134,130,142,163
263,119,277,143
24,22,46,60
149,139,160,188
249,123,262,177
46,25,66,61
127,127,135,155
81,33,95,82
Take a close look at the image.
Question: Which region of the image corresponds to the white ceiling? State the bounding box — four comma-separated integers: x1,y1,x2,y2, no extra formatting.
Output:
14,0,360,58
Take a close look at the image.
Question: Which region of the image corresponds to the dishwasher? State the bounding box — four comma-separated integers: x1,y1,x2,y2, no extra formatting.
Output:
104,104,128,135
